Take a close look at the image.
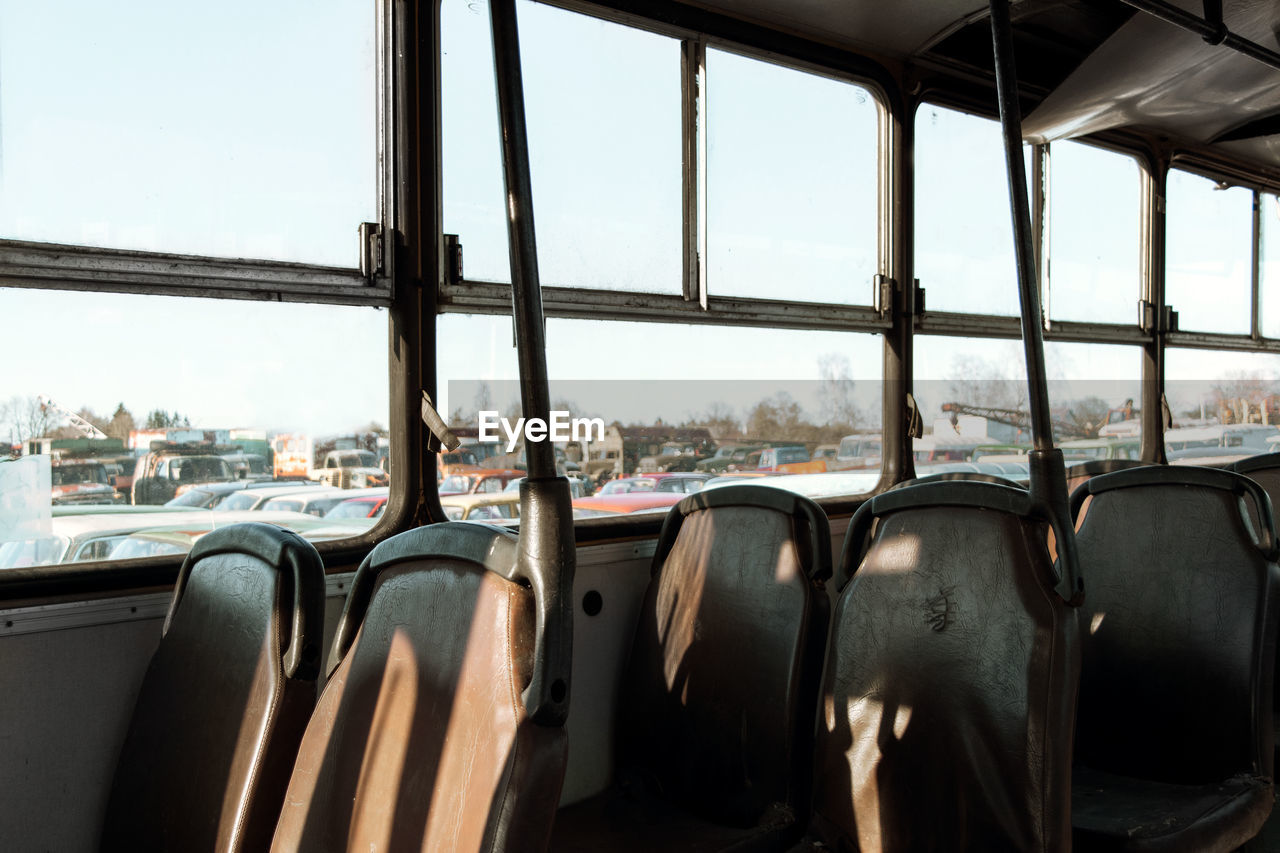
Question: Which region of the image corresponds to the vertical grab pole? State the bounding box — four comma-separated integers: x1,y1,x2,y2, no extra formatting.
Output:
489,0,576,724
989,0,1083,604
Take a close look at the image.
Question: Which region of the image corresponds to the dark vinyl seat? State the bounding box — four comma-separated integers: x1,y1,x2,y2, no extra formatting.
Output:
270,521,568,853
1065,458,1150,495
1230,452,1280,757
806,479,1080,852
1069,465,1279,851
102,522,326,853
550,485,831,853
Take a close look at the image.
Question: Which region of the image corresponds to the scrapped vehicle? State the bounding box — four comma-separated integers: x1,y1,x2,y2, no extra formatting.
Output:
1060,437,1141,462
758,445,818,473
438,468,524,496
214,483,338,513
1165,424,1279,455
438,448,480,478
835,434,883,470
313,449,389,489
0,509,206,568
596,473,711,495
50,460,127,506
325,487,390,519
106,510,357,561
219,452,272,482
259,489,354,518
131,447,236,506
570,492,684,518
812,444,839,465
439,492,521,522
637,442,708,473
164,480,256,509
695,445,763,473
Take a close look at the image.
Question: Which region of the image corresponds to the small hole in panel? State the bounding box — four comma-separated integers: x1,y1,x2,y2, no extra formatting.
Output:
582,590,603,616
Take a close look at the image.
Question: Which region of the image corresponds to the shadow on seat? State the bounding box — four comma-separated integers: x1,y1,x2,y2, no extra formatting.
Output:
101,522,325,853
1070,465,1279,851
270,521,569,853
805,478,1080,851
550,485,831,852
1064,457,1150,495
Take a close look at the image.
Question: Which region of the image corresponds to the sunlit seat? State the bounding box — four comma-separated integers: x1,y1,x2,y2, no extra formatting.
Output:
269,521,568,853
805,478,1079,851
1070,466,1278,851
101,522,326,853
550,485,831,852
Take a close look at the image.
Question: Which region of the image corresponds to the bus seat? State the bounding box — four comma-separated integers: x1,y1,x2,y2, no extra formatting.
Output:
550,485,831,852
1070,466,1278,851
270,521,568,853
810,479,1079,851
1065,458,1150,495
101,522,325,853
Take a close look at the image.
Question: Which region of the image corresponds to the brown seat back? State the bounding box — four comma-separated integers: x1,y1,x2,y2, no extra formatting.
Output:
102,522,325,853
270,522,568,853
814,480,1079,851
1072,465,1278,784
619,485,831,826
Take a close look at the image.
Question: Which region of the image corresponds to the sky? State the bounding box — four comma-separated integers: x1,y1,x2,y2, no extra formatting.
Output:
2,0,1279,444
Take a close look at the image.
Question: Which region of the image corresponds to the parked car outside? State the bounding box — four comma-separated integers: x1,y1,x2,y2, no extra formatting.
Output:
131,449,236,506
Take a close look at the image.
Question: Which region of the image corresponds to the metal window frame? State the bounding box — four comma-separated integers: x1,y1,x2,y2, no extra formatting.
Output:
0,0,396,309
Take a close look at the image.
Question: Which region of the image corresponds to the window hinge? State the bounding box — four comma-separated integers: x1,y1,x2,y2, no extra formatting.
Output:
359,222,384,283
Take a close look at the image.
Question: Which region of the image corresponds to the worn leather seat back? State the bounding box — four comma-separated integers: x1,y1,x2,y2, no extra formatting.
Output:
813,480,1078,851
102,522,325,853
619,485,831,827
1073,467,1277,783
270,522,567,853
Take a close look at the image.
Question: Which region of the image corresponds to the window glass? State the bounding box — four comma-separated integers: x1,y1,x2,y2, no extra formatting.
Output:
1047,142,1142,324
441,0,681,291
915,105,1026,316
1165,170,1253,334
914,337,1140,464
0,288,389,569
0,0,376,266
1165,349,1280,457
706,49,878,304
438,314,884,501
1260,193,1280,337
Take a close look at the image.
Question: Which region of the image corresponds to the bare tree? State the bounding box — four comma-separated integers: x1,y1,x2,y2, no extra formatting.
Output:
0,395,57,446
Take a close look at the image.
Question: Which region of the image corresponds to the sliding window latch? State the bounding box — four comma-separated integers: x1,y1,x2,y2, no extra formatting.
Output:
874,274,897,319
443,234,463,286
1141,300,1179,333
359,222,384,283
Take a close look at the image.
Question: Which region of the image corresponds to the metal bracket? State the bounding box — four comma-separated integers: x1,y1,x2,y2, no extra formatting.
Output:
359,222,384,283
443,234,463,286
874,274,897,318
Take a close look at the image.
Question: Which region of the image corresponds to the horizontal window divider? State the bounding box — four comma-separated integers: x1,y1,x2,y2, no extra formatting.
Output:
440,279,890,333
1166,330,1280,353
918,311,1152,345
0,239,390,307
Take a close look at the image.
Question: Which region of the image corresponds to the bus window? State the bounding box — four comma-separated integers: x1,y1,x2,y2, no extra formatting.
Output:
437,314,884,496
1260,193,1280,339
916,104,1026,317
1166,169,1253,335
442,0,681,292
1045,141,1143,325
0,0,376,266
706,48,878,305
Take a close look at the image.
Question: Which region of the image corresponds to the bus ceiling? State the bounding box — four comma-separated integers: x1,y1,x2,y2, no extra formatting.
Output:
631,0,1280,169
